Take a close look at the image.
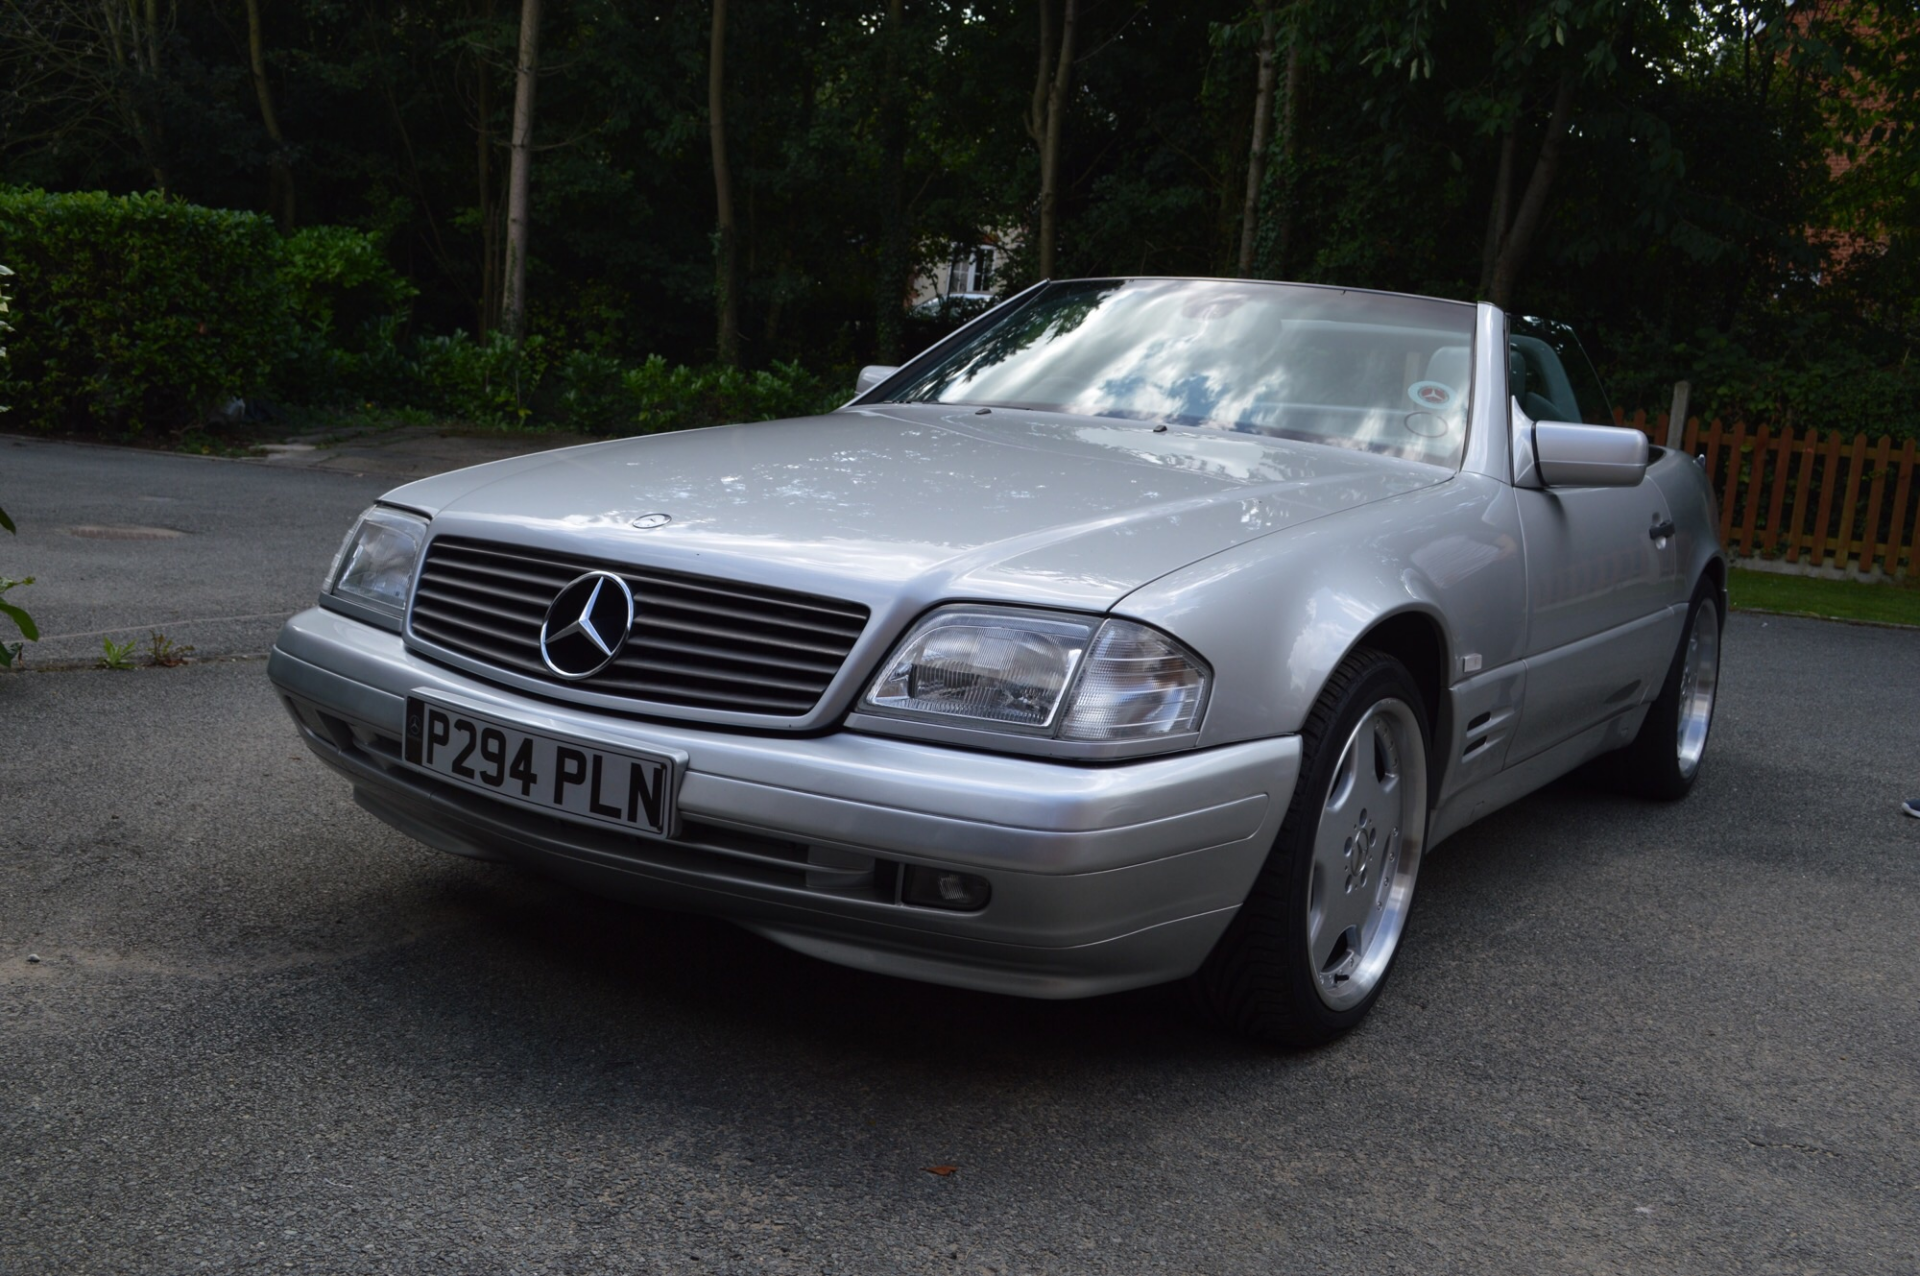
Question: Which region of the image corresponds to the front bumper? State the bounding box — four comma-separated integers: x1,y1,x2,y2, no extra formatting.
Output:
267,608,1300,998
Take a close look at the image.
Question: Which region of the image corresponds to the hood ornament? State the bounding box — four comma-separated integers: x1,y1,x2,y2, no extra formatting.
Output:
631,513,672,530
539,571,635,679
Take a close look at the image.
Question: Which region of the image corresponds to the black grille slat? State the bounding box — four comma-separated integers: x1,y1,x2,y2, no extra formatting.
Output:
585,682,816,713
605,653,829,696
623,572,874,625
413,583,547,627
637,596,865,643
417,573,556,613
430,541,858,624
408,536,868,716
412,614,539,661
630,612,858,662
624,634,845,677
410,619,546,673
588,682,816,713
430,551,575,590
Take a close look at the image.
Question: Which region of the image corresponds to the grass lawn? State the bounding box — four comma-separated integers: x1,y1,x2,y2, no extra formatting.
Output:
1729,566,1920,627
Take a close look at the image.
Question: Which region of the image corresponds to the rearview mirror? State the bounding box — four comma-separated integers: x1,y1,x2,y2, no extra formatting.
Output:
1534,421,1648,488
856,365,899,396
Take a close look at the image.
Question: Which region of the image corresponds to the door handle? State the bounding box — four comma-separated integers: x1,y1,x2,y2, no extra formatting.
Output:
1649,519,1676,541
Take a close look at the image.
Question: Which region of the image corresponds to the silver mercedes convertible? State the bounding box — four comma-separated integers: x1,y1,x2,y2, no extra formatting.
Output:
269,278,1724,1045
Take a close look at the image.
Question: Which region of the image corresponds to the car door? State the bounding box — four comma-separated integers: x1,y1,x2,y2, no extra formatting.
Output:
1506,322,1682,763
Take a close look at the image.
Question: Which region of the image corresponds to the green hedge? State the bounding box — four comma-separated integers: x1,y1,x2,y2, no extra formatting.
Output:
0,187,840,438
409,334,842,433
275,224,418,403
601,354,843,433
0,189,292,435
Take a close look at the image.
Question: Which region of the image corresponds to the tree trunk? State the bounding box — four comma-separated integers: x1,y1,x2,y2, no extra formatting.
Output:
873,0,908,363
98,0,170,191
1272,1,1304,279
476,1,500,335
1236,0,1278,276
1022,0,1052,272
138,0,168,189
1033,0,1077,279
242,0,294,231
1485,72,1576,310
1024,0,1054,150
1478,126,1516,297
710,0,741,367
500,0,541,343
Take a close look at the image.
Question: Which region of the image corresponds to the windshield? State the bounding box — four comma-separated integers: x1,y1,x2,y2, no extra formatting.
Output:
885,279,1476,468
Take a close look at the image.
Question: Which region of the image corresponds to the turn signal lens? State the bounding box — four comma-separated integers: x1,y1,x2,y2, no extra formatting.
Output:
1060,620,1209,741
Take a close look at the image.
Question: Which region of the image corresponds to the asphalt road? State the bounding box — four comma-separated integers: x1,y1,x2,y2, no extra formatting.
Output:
2,441,1918,1274
0,430,606,669
0,437,393,667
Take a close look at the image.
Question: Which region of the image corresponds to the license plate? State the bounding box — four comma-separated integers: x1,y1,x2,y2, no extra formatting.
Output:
402,695,679,837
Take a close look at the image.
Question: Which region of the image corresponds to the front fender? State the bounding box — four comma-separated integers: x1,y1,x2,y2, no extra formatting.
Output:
1116,473,1528,750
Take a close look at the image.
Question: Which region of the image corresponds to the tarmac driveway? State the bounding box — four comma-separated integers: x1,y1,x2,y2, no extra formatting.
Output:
1,439,1916,1274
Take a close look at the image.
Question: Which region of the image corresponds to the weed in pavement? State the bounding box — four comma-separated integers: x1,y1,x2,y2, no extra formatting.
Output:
97,637,137,670
145,630,194,667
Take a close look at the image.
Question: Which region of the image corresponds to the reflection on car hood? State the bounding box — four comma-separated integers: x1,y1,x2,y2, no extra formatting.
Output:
387,405,1450,611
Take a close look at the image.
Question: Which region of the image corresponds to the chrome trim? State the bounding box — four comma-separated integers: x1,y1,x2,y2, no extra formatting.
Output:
1461,301,1512,484
318,591,403,633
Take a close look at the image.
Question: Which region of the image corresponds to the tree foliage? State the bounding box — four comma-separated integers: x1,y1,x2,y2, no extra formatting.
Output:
0,0,1913,435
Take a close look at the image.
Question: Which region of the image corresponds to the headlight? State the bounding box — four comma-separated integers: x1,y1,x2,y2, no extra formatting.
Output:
325,506,427,622
862,606,1209,747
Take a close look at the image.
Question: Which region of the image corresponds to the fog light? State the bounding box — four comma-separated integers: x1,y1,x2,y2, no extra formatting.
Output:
804,845,875,893
901,866,992,911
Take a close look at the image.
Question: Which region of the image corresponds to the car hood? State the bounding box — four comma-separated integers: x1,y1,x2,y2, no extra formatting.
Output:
387,405,1450,611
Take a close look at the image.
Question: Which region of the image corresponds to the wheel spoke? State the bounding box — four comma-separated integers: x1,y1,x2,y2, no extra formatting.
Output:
1315,926,1362,987
1675,598,1720,776
1352,721,1398,816
1323,727,1362,820
1302,692,1427,1011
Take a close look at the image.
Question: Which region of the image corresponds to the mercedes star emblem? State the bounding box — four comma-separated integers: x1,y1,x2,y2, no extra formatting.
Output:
539,571,635,679
631,513,673,530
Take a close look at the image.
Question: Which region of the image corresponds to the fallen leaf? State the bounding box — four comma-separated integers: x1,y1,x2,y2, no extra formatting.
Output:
923,1165,958,1177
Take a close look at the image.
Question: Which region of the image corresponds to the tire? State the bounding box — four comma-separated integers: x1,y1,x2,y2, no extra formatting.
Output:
1193,648,1430,1047
1614,581,1722,801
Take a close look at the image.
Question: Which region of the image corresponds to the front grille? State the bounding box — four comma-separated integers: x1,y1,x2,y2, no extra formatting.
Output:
408,536,870,716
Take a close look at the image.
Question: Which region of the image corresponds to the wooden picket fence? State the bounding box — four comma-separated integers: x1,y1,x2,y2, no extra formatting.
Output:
1615,409,1920,579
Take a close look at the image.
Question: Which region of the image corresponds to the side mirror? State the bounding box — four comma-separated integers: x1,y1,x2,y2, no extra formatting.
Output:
855,365,899,396
1533,421,1648,488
